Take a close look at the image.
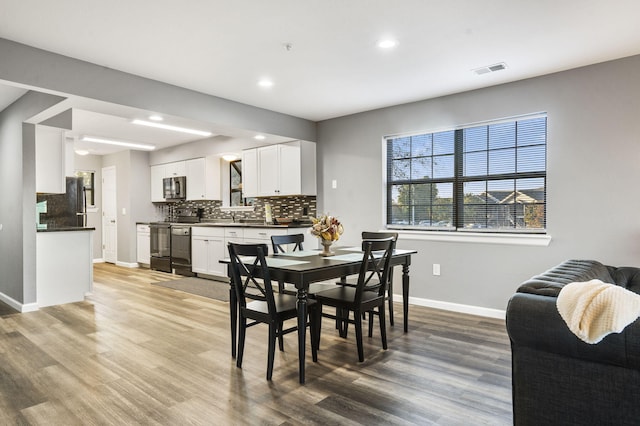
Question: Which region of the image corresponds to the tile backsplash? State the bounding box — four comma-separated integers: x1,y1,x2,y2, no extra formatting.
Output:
155,196,317,222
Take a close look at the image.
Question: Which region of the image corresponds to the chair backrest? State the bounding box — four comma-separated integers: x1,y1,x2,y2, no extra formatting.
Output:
355,237,395,300
227,242,276,312
361,231,398,242
271,233,304,254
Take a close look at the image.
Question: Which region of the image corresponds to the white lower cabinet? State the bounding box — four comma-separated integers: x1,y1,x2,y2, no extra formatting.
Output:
191,227,226,276
136,224,150,265
192,225,309,278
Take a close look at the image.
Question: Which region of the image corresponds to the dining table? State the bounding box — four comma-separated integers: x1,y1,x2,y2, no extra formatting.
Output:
223,245,417,384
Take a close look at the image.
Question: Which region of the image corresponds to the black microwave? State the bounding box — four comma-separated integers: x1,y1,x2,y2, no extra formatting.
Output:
163,176,186,200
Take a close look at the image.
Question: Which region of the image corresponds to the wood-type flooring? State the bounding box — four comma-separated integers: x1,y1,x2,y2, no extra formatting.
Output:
0,263,512,425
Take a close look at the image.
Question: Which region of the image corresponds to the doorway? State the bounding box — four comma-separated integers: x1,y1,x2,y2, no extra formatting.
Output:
102,166,117,263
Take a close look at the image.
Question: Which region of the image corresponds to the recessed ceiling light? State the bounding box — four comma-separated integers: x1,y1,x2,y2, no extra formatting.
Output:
81,136,156,151
149,115,163,121
258,79,274,88
131,119,212,137
254,135,266,140
221,153,239,162
472,62,508,75
378,39,398,49
75,149,90,156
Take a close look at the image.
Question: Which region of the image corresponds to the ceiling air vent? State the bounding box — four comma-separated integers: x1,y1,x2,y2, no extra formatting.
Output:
472,62,507,75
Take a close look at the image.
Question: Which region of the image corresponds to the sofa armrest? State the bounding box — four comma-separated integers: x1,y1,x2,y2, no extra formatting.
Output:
506,292,640,370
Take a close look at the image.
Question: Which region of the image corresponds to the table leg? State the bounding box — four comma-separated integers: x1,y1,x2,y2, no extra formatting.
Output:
229,278,237,358
402,263,410,333
297,287,308,384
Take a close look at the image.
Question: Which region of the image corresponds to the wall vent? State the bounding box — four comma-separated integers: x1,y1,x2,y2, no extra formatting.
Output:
472,62,507,75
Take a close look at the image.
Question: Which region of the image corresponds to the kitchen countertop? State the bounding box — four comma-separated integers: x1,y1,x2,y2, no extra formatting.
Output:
37,227,96,232
138,221,311,229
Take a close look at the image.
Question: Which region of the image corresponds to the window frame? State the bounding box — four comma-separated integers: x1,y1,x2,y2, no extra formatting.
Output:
385,113,547,234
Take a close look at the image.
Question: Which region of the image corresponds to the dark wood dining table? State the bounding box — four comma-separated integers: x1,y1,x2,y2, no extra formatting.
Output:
223,245,417,384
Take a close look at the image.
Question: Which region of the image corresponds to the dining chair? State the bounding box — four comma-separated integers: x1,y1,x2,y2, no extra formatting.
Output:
271,234,304,294
227,242,319,380
271,233,337,296
314,237,395,362
337,231,399,326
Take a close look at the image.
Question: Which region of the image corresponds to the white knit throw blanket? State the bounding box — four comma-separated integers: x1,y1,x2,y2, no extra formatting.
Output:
556,279,640,344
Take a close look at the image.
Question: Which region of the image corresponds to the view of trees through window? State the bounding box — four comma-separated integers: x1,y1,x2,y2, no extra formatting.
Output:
387,115,546,232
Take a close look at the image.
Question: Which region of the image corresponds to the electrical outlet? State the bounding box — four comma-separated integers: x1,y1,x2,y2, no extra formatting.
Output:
433,263,441,276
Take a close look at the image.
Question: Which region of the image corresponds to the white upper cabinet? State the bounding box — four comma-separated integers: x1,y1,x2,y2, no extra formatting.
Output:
152,157,221,202
165,161,186,177
36,125,66,193
186,156,221,200
186,158,205,200
241,148,258,198
244,140,316,198
150,164,166,202
257,145,280,196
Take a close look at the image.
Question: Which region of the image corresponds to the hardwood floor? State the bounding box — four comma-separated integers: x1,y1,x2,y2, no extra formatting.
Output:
0,263,512,425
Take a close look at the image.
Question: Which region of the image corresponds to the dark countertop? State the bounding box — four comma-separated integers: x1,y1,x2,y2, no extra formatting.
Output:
138,221,311,229
37,227,96,232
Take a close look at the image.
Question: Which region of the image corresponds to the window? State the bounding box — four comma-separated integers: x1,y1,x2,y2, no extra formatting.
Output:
229,160,254,206
386,114,546,233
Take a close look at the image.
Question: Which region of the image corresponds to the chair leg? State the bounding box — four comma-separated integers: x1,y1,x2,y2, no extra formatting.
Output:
237,316,247,368
388,272,394,327
316,304,323,351
267,323,277,381
368,310,374,338
379,304,388,350
355,309,364,362
277,320,284,351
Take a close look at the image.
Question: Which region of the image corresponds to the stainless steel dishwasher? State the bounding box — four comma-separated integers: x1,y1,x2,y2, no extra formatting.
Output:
150,222,172,273
170,224,194,276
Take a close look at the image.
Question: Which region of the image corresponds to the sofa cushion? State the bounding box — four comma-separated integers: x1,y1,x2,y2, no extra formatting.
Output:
516,259,614,297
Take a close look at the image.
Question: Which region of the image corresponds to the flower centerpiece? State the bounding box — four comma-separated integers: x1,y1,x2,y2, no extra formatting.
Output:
309,214,344,257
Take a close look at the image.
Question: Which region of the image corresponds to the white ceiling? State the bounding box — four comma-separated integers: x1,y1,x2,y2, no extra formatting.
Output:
1,1,639,154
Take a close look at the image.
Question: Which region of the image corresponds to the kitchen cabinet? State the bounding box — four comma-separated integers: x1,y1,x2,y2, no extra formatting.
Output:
150,165,166,202
191,227,226,276
241,149,258,198
136,224,150,265
243,141,316,197
191,225,309,278
152,157,220,202
186,156,221,200
35,125,67,193
165,161,186,177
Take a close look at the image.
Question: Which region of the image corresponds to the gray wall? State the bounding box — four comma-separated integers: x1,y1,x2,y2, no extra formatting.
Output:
0,91,66,304
317,55,640,312
102,150,154,265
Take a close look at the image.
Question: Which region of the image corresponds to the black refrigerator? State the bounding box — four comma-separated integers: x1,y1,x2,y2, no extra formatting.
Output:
37,177,87,228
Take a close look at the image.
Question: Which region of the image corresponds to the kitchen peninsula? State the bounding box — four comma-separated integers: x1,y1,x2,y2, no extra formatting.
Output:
36,227,94,308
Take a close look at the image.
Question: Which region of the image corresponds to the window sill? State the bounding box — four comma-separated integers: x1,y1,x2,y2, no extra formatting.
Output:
387,229,552,247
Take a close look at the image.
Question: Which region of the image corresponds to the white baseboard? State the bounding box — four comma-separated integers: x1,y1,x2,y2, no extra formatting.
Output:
0,292,39,313
394,293,506,320
93,258,104,263
115,261,139,268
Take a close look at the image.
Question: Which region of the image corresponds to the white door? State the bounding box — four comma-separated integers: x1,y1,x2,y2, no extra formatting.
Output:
102,166,117,263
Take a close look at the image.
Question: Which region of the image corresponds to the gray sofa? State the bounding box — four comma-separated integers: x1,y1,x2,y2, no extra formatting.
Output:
506,259,640,426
